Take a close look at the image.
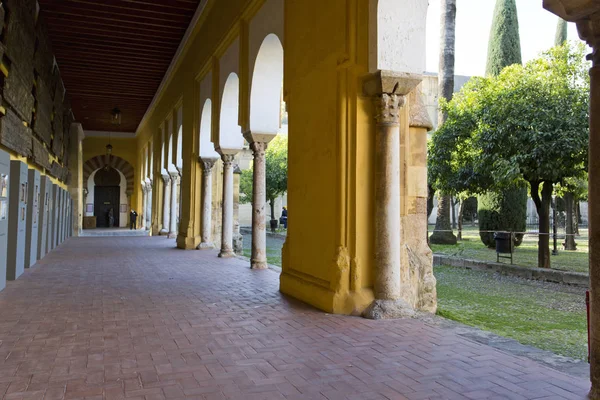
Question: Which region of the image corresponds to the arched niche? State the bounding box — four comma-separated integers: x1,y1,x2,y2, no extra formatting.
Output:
249,34,284,135
369,0,428,74
218,72,244,151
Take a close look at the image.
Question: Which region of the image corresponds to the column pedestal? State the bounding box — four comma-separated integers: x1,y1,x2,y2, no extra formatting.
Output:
218,154,236,258
198,158,217,249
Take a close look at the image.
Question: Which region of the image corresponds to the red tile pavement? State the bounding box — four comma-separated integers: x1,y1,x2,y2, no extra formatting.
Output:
0,237,590,400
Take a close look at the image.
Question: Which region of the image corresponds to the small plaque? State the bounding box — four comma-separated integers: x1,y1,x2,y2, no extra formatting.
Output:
0,199,6,220
0,174,7,197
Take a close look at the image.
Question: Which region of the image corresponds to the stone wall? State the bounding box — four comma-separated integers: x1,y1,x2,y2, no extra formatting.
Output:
0,0,73,183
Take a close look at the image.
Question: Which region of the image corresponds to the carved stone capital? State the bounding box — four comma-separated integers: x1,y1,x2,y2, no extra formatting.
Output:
374,93,404,125
221,154,235,166
577,16,600,66
250,141,267,158
201,158,217,174
169,171,181,184
161,174,170,184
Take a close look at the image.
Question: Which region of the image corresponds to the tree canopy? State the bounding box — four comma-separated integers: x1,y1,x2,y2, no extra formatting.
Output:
429,42,589,267
430,43,589,195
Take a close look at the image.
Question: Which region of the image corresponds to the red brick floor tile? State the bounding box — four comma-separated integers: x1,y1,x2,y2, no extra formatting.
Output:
0,237,590,400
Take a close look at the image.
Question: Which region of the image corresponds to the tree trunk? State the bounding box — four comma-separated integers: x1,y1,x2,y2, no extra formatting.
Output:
430,194,457,244
438,0,456,127
575,201,581,235
530,181,553,269
429,0,457,246
270,199,275,221
457,199,465,241
564,191,577,250
451,197,457,229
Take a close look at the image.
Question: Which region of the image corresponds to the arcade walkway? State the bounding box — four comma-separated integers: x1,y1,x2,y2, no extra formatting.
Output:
0,238,589,400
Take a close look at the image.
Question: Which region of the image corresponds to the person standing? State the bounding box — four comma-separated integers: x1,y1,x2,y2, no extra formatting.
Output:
130,209,138,230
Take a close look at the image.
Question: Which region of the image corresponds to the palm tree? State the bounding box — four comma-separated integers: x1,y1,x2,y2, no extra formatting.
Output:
430,0,458,245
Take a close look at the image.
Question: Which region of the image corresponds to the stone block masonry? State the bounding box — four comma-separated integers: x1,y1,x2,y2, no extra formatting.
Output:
0,0,73,184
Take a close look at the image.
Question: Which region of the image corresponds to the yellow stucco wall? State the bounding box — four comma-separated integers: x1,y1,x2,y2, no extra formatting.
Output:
133,0,431,315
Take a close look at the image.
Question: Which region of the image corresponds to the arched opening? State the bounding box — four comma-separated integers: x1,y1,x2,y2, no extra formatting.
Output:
240,33,288,267
199,99,218,159
250,34,284,134
88,167,127,228
218,73,243,150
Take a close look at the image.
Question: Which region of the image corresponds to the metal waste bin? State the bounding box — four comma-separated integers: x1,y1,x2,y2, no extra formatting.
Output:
494,232,513,264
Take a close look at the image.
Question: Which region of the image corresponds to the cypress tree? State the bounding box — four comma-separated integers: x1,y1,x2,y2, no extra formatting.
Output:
479,0,527,247
485,0,522,77
555,18,567,47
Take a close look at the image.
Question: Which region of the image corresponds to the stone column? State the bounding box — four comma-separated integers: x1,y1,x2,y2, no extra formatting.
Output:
141,183,147,229
250,142,268,269
198,158,217,249
160,174,171,235
219,154,236,258
146,181,153,231
362,71,422,320
168,172,180,238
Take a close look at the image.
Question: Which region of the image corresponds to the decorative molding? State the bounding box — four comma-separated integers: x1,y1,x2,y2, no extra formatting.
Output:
84,130,136,138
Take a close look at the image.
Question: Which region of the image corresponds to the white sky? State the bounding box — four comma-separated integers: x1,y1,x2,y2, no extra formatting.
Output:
426,0,582,76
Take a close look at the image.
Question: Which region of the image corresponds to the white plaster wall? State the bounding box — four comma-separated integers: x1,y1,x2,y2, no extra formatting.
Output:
370,0,429,73
219,73,244,150
199,71,220,159
249,34,284,134
218,38,244,150
86,169,128,228
176,107,183,169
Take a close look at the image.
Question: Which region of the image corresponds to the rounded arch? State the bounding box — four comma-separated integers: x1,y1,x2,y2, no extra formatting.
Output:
250,34,284,134
176,125,183,168
83,155,135,194
218,72,243,150
199,99,218,158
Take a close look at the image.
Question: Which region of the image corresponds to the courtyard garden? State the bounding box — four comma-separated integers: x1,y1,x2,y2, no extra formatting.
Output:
240,231,588,361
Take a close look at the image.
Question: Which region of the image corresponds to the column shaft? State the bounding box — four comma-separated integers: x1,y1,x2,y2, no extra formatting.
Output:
250,142,268,269
199,159,216,249
374,93,402,300
168,173,180,238
146,184,152,231
160,175,171,235
141,185,147,229
589,63,600,399
219,154,235,258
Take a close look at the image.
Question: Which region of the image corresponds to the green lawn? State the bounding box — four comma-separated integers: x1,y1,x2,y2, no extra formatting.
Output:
430,226,589,273
435,265,588,360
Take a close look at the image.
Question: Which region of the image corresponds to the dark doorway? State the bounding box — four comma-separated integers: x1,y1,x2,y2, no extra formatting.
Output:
94,167,121,228
94,186,120,227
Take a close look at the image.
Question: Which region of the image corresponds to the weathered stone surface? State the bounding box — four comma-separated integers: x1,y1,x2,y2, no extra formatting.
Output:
0,108,32,157
34,19,55,81
3,69,34,123
53,74,65,106
33,76,53,145
48,161,68,182
31,137,52,170
52,127,64,159
4,0,36,79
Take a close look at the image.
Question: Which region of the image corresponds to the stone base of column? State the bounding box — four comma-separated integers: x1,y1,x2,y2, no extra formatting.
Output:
362,299,416,320
159,229,169,236
218,250,236,258
167,232,177,239
197,242,214,250
251,260,268,270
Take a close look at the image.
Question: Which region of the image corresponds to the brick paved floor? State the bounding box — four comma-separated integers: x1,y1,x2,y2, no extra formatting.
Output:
0,237,590,400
